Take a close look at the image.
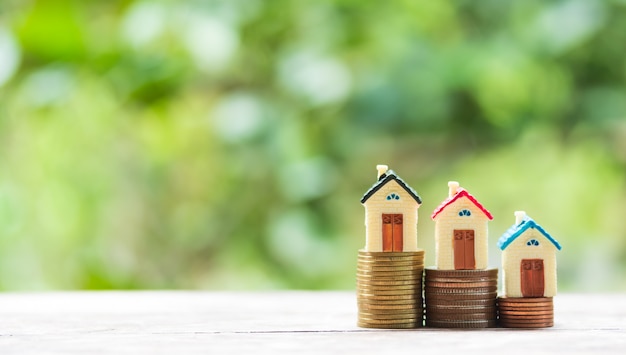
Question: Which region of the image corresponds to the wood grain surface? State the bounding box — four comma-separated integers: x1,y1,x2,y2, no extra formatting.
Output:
0,292,623,354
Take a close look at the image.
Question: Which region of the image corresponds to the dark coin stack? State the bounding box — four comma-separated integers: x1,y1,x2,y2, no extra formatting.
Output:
356,250,425,329
424,268,498,328
497,297,554,328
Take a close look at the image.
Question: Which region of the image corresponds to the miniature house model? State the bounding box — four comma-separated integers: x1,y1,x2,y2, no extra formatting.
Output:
360,165,422,252
498,211,562,298
431,181,493,270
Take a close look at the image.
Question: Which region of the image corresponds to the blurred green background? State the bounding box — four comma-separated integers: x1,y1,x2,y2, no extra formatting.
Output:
0,0,625,291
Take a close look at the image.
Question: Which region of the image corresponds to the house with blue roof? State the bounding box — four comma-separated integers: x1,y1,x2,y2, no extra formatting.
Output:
498,211,562,298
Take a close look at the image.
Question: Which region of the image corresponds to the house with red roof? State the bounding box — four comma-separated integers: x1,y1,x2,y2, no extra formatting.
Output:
361,165,422,252
431,181,493,270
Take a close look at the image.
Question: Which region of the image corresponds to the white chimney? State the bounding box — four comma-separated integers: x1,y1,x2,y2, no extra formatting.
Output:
448,181,460,197
376,165,389,179
515,211,526,225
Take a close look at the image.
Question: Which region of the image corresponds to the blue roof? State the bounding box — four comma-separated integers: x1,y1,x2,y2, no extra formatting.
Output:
497,216,562,251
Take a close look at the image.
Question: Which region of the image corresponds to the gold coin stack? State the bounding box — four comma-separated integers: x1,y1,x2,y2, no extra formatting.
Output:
497,297,554,328
424,268,498,328
356,250,425,329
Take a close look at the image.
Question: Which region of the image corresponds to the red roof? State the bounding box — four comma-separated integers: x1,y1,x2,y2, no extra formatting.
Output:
431,188,493,220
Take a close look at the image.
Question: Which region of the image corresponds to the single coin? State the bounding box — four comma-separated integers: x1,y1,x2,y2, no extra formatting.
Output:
499,320,554,327
426,314,496,321
426,298,496,307
358,293,422,300
358,298,422,305
497,307,554,312
359,312,422,320
498,310,554,314
427,300,496,307
357,261,424,268
500,325,554,329
358,253,424,258
426,292,498,298
426,306,496,314
425,268,498,277
356,272,422,282
426,277,497,283
356,273,422,282
500,317,554,324
357,283,420,290
499,316,554,322
499,315,554,321
358,262,425,269
498,307,554,313
359,250,425,257
499,323,553,329
358,268,424,274
358,280,421,285
498,307,553,313
359,309,423,316
497,297,552,303
358,265,424,272
358,261,424,267
358,255,424,261
357,256,424,261
357,289,422,297
357,280,423,287
357,284,422,292
358,278,423,283
358,295,422,301
424,292,497,300
358,266,424,273
358,254,424,259
357,303,423,313
497,302,553,308
359,319,422,327
359,273,424,278
498,302,554,309
358,321,421,329
358,250,424,259
497,303,553,309
359,307,424,315
497,298,553,304
425,281,498,288
427,303,496,309
499,313,554,320
426,314,496,322
498,310,554,316
356,288,422,295
358,270,425,276
358,280,423,287
359,319,422,326
359,306,422,313
424,286,498,294
497,305,554,310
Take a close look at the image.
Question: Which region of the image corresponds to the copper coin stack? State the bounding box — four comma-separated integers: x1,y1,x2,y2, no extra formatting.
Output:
424,268,498,328
356,250,425,329
497,297,554,328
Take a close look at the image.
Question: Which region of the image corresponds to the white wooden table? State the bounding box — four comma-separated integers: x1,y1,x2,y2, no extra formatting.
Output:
0,292,624,354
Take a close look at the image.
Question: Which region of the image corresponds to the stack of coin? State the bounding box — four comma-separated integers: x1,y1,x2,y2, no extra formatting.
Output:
356,250,425,329
497,297,554,328
424,268,498,328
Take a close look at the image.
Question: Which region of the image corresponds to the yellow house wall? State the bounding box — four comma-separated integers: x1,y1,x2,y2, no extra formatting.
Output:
433,198,489,270
363,181,420,252
501,228,558,297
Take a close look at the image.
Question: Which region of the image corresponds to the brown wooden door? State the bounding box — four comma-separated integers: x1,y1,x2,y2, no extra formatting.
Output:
382,214,403,252
521,259,545,297
453,230,475,270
